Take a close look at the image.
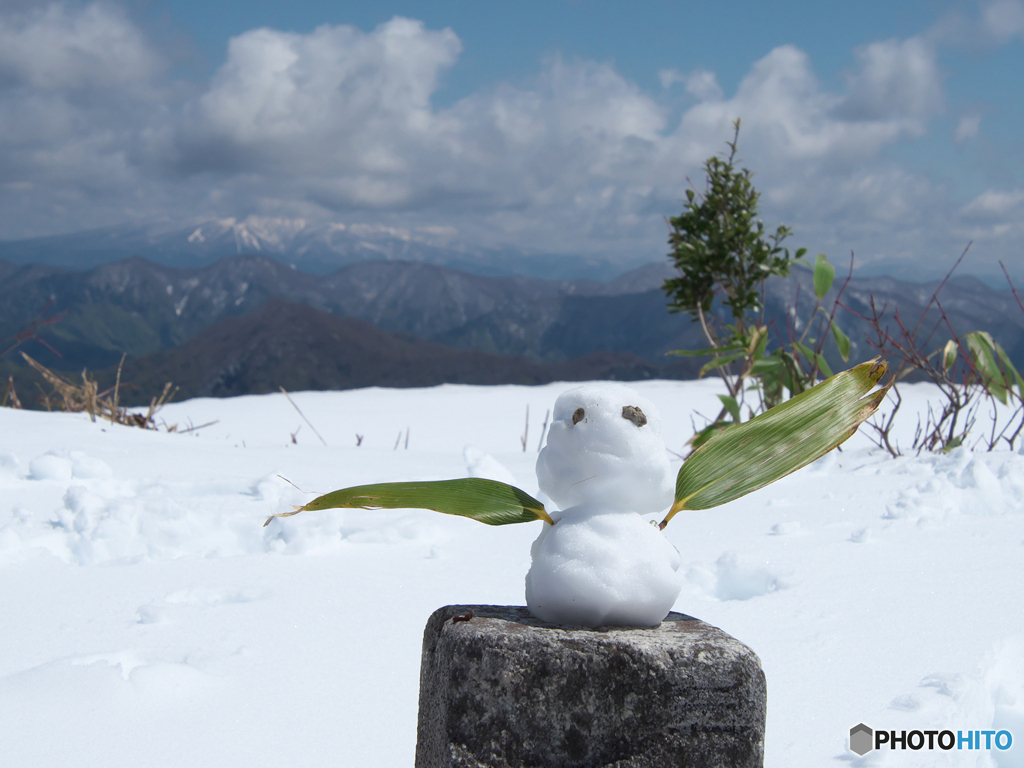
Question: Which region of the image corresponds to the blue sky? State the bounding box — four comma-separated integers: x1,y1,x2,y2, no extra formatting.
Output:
0,0,1022,281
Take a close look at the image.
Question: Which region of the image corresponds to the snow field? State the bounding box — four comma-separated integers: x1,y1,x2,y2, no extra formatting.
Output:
1,380,1023,766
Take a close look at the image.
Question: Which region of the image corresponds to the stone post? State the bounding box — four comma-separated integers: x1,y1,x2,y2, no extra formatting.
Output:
415,605,765,768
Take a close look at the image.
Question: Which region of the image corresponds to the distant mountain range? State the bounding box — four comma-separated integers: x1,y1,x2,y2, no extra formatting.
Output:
0,217,633,280
0,254,700,370
96,299,672,402
2,253,1022,407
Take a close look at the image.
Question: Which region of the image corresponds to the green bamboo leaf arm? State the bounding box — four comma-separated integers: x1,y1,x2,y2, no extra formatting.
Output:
660,358,891,529
263,478,554,528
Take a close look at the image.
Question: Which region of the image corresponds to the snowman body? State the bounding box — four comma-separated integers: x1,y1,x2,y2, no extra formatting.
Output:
525,383,682,627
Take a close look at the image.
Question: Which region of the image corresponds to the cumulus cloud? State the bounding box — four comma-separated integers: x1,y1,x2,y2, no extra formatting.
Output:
955,189,1024,251
980,0,1024,43
169,31,672,253
684,70,724,101
0,2,174,235
658,67,723,101
961,189,1024,218
955,113,982,143
0,1,160,91
670,41,944,175
160,32,965,265
0,1,1019,279
929,0,1024,48
836,36,943,124
658,67,685,89
173,17,461,177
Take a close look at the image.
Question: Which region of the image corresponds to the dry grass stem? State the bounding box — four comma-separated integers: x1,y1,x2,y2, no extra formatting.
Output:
19,352,177,429
2,376,22,409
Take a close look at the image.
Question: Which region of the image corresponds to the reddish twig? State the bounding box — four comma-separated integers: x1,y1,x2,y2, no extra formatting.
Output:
0,299,67,361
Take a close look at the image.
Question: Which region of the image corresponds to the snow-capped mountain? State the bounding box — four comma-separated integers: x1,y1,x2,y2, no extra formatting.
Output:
0,217,629,280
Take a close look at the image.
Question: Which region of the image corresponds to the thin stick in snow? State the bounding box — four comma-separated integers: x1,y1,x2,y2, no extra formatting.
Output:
521,405,529,452
537,409,550,452
279,386,327,446
180,419,218,434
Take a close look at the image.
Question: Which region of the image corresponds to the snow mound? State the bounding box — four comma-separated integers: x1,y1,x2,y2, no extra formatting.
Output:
685,552,787,601
28,451,73,481
885,449,1024,520
463,445,517,486
0,462,351,565
712,552,787,601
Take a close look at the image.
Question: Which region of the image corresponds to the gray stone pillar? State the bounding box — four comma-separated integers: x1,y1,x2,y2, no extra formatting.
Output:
415,605,765,768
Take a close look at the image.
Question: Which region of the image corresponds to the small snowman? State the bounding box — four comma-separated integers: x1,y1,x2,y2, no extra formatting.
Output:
526,382,681,628
268,360,886,629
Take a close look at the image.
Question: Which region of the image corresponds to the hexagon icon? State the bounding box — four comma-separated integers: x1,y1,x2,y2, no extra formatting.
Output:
850,723,873,756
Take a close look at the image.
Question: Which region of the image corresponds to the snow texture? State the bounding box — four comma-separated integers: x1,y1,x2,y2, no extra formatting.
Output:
2,379,1024,767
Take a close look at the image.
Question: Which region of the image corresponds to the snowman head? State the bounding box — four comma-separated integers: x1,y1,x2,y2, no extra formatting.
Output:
536,383,674,514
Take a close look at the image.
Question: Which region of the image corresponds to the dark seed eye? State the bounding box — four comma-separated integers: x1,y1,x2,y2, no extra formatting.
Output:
572,408,585,425
622,405,647,427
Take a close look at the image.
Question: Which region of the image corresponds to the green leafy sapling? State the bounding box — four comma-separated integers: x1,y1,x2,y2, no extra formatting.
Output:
663,119,797,433
663,120,854,445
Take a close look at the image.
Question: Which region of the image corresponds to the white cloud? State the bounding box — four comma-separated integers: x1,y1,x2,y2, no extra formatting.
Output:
837,36,944,124
685,70,723,101
961,189,1024,218
174,17,461,176
170,34,671,254
658,67,723,101
929,0,1024,48
980,0,1024,44
0,1,161,92
0,2,1020,281
677,46,841,163
209,17,457,143
658,67,685,89
671,43,941,171
0,2,173,236
953,189,1024,253
955,113,981,143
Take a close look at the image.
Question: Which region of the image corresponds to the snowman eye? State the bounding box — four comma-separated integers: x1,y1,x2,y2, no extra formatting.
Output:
571,408,585,425
622,405,647,427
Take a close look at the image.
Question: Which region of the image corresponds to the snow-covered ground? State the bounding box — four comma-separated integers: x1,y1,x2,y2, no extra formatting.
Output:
2,380,1023,767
